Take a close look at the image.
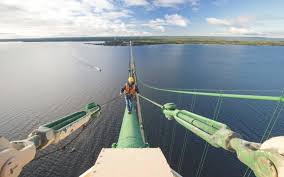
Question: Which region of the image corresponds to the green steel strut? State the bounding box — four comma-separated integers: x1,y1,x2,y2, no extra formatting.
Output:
140,81,284,103
138,94,284,177
27,102,101,149
112,107,148,148
0,102,102,177
112,41,148,148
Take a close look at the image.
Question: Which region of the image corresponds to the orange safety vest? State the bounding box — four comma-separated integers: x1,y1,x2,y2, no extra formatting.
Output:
124,83,137,95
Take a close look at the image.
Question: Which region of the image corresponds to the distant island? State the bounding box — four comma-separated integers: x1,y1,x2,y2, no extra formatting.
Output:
1,36,284,46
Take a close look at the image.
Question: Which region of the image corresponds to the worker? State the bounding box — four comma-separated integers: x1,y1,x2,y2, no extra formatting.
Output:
120,76,139,114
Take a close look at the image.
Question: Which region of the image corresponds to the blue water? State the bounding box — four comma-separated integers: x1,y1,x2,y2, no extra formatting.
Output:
0,42,284,177
135,44,284,177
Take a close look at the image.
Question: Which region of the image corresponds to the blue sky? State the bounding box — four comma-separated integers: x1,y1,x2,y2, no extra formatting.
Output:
0,0,283,38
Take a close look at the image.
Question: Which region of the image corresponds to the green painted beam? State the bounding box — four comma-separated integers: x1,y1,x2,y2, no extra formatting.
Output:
162,103,284,177
141,81,284,103
28,102,101,149
113,107,146,148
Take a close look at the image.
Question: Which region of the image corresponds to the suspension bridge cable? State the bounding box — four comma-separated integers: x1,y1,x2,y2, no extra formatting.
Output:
139,80,284,103
168,122,177,163
196,98,222,177
242,101,280,177
138,94,163,108
195,92,224,177
242,90,284,177
179,88,282,93
139,80,283,94
138,94,183,166
138,92,283,177
262,91,284,142
157,113,164,146
191,92,197,112
260,93,283,143
244,102,268,123
101,95,122,107
196,143,209,177
194,92,208,177
177,92,197,173
199,93,223,177
242,162,250,177
138,87,281,177
266,103,284,138
168,95,181,164
177,130,188,173
139,79,283,177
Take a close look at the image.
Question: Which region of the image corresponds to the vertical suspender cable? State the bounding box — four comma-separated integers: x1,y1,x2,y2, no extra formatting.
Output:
243,90,284,177
177,91,197,173
168,122,177,163
168,95,181,164
195,91,223,177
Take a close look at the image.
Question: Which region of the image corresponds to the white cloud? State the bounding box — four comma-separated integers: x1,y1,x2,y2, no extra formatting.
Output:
206,16,266,36
165,14,189,27
153,0,200,10
206,16,253,27
124,0,149,6
206,17,231,26
189,0,199,6
228,27,260,35
150,25,166,32
228,27,250,34
144,18,166,32
84,0,115,12
154,0,184,7
144,14,189,32
212,0,229,6
0,0,151,38
235,16,251,25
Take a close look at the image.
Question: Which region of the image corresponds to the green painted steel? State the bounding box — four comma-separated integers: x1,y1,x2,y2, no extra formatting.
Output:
29,102,101,149
162,102,283,177
140,81,284,103
113,107,146,148
112,41,147,148
162,103,228,148
44,111,87,130
42,102,100,131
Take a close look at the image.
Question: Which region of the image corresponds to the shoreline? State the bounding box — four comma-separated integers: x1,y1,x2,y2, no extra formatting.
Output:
86,40,284,46
1,37,284,46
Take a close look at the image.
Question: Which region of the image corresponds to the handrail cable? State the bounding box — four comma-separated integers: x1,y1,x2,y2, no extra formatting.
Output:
139,80,284,103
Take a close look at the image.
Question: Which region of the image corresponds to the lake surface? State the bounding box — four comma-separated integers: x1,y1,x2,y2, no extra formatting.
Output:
0,42,284,177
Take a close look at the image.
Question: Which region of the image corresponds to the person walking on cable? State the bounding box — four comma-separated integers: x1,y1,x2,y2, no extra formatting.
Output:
120,77,139,114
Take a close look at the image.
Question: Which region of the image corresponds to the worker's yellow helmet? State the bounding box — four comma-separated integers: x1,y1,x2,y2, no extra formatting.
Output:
128,77,135,84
